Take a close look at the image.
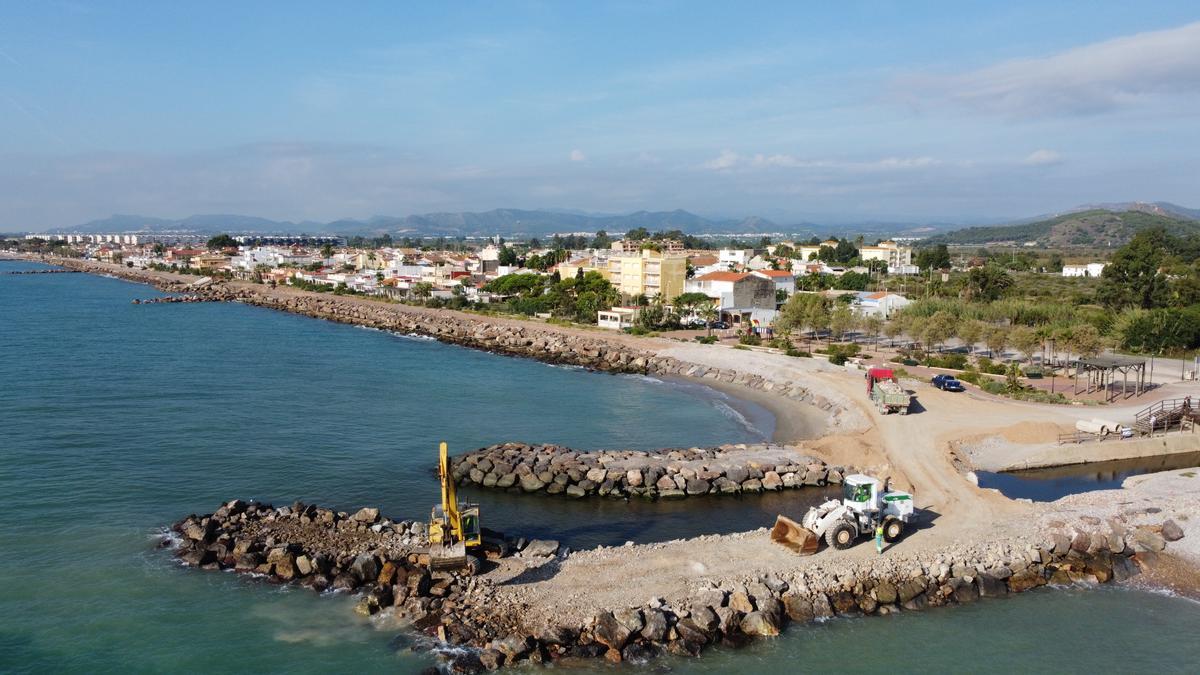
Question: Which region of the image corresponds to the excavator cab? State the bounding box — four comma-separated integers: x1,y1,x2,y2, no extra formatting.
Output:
428,442,483,572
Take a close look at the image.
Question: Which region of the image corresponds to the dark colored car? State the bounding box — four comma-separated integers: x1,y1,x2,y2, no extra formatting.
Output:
932,374,965,392
708,320,729,329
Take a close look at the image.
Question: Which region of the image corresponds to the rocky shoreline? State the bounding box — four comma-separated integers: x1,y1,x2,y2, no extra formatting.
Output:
171,498,1186,672
452,442,846,499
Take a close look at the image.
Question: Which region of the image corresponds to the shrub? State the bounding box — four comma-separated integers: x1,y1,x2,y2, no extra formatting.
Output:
924,353,968,370
981,380,1007,395
694,335,718,344
768,337,791,350
629,326,650,336
976,357,1007,375
787,348,811,358
826,342,861,365
733,344,750,351
957,370,985,386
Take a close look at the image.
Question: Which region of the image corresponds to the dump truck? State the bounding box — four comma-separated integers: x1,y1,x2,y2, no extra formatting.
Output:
866,367,910,415
770,474,916,554
428,442,482,572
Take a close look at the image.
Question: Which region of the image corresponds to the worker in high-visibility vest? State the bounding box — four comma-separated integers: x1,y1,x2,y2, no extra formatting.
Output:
875,524,884,554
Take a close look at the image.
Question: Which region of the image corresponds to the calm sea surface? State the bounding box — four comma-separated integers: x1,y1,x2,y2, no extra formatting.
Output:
2,259,1198,673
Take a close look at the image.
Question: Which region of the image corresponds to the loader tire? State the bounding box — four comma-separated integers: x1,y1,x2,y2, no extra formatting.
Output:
883,517,904,543
826,521,857,550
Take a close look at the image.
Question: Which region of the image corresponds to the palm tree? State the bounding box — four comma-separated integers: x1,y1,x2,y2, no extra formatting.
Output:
700,304,718,337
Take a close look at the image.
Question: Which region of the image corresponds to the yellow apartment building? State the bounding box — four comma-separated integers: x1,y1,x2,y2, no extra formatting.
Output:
607,249,686,301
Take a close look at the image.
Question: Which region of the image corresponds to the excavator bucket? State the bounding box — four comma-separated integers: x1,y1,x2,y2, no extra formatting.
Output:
429,541,468,571
770,515,821,555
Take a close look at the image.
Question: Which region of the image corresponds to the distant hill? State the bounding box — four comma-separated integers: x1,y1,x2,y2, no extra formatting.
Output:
57,209,794,237
922,210,1200,248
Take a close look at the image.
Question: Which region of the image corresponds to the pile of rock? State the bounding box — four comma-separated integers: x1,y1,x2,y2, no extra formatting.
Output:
451,442,845,499
132,295,210,304
170,500,562,659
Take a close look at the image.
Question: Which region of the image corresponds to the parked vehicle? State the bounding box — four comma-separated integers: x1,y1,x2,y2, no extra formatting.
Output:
708,320,729,329
931,374,965,392
866,367,911,414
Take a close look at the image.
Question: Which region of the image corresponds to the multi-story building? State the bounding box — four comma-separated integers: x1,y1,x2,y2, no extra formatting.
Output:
607,249,686,301
858,240,913,269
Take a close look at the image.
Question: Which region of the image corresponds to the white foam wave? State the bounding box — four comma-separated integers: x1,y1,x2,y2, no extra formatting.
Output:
711,399,763,437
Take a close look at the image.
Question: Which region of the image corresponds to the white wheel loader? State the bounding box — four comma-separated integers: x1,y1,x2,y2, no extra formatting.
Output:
770,474,916,554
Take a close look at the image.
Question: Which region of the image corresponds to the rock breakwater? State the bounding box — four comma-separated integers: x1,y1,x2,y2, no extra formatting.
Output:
171,499,1184,672
452,442,845,499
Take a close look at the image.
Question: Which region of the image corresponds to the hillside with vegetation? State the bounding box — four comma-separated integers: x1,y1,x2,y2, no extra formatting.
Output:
923,210,1200,248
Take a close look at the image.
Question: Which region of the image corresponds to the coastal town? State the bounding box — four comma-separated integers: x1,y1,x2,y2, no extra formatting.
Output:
5,5,1200,673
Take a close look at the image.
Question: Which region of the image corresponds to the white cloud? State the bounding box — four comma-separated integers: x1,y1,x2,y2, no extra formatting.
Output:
701,149,740,171
700,151,941,172
1023,149,1063,166
569,149,587,162
895,21,1200,117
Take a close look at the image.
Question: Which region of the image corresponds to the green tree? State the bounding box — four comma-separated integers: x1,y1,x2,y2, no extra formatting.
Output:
829,303,856,342
625,227,650,241
498,246,519,266
861,314,884,347
963,264,1014,302
923,311,957,353
957,320,984,355
984,324,1009,359
1097,227,1172,309
591,230,611,249
411,282,433,301
915,244,951,271
1008,325,1040,366
206,233,238,250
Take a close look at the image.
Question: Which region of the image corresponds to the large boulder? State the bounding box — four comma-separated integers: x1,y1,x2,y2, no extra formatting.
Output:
350,554,380,583
640,608,669,642
593,612,633,651
352,507,380,523
1162,520,1185,542
522,540,560,557
1131,528,1166,552
783,594,815,622
739,611,780,637
519,474,546,492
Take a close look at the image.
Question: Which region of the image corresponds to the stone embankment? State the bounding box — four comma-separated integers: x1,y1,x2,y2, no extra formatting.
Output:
132,295,212,304
0,268,81,275
452,442,845,499
171,498,1186,672
32,256,858,430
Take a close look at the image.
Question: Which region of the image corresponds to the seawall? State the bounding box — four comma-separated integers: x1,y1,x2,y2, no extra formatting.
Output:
170,497,1186,671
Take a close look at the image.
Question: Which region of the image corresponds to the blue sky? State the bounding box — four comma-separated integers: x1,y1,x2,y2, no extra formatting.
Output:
1,1,1198,228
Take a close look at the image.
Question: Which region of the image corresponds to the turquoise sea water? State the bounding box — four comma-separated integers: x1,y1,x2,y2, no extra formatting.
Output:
3,259,1199,673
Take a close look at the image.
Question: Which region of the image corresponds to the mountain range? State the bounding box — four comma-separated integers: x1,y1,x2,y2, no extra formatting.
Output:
922,208,1200,247
29,201,1200,242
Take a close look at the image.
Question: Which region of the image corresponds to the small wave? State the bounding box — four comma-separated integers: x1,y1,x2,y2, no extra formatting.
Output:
152,527,183,550
391,331,436,341
624,374,664,385
544,362,586,371
711,399,763,437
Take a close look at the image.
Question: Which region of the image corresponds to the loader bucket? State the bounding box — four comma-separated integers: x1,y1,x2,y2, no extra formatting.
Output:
770,515,821,555
429,541,468,571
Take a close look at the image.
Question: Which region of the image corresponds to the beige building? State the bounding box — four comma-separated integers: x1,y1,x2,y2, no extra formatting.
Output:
858,240,912,268
556,257,611,281
607,249,686,301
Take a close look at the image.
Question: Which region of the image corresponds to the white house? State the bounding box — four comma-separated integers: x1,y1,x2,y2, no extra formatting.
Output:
597,307,639,330
718,249,754,267
1062,263,1106,278
853,291,911,319
752,269,796,296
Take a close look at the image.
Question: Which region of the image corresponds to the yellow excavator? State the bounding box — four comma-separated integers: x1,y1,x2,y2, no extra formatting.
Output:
428,442,482,571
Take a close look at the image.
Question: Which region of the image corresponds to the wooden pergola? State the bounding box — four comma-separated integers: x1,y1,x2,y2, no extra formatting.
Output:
1076,354,1147,402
